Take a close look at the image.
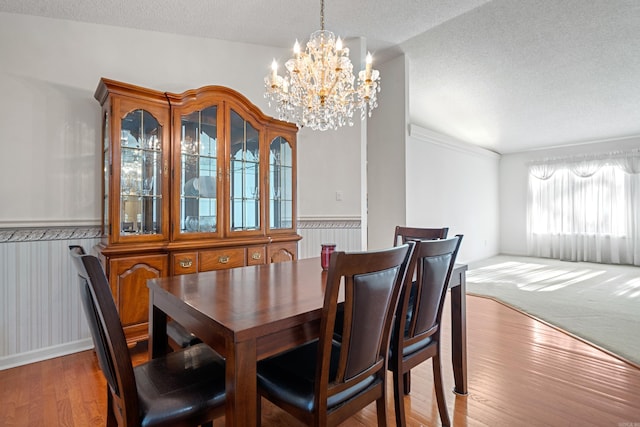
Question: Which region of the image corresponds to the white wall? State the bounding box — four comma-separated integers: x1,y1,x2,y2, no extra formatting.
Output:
500,135,640,255
406,126,500,264
367,55,408,250
366,53,501,263
0,12,292,225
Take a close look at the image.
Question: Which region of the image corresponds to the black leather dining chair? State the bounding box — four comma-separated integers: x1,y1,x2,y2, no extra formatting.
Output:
256,243,416,427
69,247,226,427
391,226,449,389
389,236,463,427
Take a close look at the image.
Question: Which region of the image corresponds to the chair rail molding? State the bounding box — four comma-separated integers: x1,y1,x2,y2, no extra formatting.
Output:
0,225,102,243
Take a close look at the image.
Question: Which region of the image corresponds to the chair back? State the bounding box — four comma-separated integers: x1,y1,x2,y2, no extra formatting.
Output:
393,226,448,246
69,248,140,426
399,236,462,349
318,243,414,417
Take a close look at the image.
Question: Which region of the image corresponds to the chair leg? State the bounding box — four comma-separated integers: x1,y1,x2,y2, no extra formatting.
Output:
257,395,262,427
376,393,387,427
432,353,450,427
403,371,411,394
106,391,117,427
392,368,407,427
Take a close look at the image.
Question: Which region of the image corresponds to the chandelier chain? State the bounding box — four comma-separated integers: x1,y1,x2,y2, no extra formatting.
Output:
320,0,324,31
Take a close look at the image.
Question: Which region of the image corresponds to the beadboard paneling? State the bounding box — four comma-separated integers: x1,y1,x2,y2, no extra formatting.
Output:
1,233,101,369
298,217,362,259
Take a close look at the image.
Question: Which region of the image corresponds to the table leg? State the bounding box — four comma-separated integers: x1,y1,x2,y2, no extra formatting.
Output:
226,338,258,426
450,268,468,395
149,297,168,359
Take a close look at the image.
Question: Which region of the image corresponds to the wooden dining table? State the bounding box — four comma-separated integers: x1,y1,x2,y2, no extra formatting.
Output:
148,257,468,427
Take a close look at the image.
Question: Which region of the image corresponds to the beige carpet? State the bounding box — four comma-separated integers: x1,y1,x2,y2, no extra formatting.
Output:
466,255,640,366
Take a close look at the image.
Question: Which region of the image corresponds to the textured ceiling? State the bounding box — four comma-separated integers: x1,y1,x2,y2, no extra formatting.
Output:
1,0,639,153
402,0,640,153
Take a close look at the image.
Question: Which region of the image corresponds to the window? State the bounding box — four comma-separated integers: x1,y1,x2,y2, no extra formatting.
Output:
527,152,639,265
529,165,628,236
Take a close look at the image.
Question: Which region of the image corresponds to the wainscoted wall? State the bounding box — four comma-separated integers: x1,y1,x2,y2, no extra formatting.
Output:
0,218,360,369
297,217,363,258
0,227,102,370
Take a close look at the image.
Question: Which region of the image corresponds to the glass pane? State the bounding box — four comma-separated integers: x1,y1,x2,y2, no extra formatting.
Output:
230,109,260,231
280,200,293,228
180,106,218,234
120,109,163,235
120,196,161,234
282,166,293,200
270,136,293,229
245,199,259,227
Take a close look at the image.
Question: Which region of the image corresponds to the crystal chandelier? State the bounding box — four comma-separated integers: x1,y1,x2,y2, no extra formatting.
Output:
264,0,381,131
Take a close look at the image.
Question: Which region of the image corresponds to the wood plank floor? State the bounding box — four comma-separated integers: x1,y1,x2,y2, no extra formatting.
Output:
2,295,639,426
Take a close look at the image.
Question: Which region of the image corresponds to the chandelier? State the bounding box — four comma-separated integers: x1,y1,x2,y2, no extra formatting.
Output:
264,0,381,131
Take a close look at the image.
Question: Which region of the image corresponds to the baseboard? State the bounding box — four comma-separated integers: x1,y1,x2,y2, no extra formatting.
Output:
0,338,94,371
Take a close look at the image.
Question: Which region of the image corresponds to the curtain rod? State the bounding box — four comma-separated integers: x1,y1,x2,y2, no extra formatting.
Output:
527,148,640,166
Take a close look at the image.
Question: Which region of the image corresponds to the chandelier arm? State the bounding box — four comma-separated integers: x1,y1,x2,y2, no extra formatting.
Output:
320,50,329,98
325,72,341,99
308,56,323,95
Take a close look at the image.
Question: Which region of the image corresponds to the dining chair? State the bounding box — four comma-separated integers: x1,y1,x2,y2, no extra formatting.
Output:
389,235,463,427
69,247,226,427
256,243,416,427
393,225,449,246
330,226,447,349
68,245,201,350
392,226,449,370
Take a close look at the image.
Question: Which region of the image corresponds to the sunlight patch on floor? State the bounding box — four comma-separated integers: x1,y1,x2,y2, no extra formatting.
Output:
467,261,607,292
615,276,640,298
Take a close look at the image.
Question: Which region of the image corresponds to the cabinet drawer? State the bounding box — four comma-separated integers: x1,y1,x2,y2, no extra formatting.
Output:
172,252,198,275
200,248,245,271
247,246,266,266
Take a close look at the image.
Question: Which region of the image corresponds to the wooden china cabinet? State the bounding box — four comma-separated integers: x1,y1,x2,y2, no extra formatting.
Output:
94,78,300,344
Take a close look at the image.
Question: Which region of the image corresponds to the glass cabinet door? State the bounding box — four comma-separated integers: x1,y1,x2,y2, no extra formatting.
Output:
119,109,163,236
269,136,293,229
178,106,219,235
229,109,260,232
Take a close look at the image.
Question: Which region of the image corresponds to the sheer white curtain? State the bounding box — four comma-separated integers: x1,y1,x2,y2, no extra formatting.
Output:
527,151,640,266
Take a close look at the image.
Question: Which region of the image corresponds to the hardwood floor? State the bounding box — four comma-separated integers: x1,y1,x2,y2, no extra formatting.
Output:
2,295,639,426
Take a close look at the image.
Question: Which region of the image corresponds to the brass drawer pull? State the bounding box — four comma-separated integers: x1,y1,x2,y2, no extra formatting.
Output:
179,258,193,268
218,255,230,264
252,252,262,260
